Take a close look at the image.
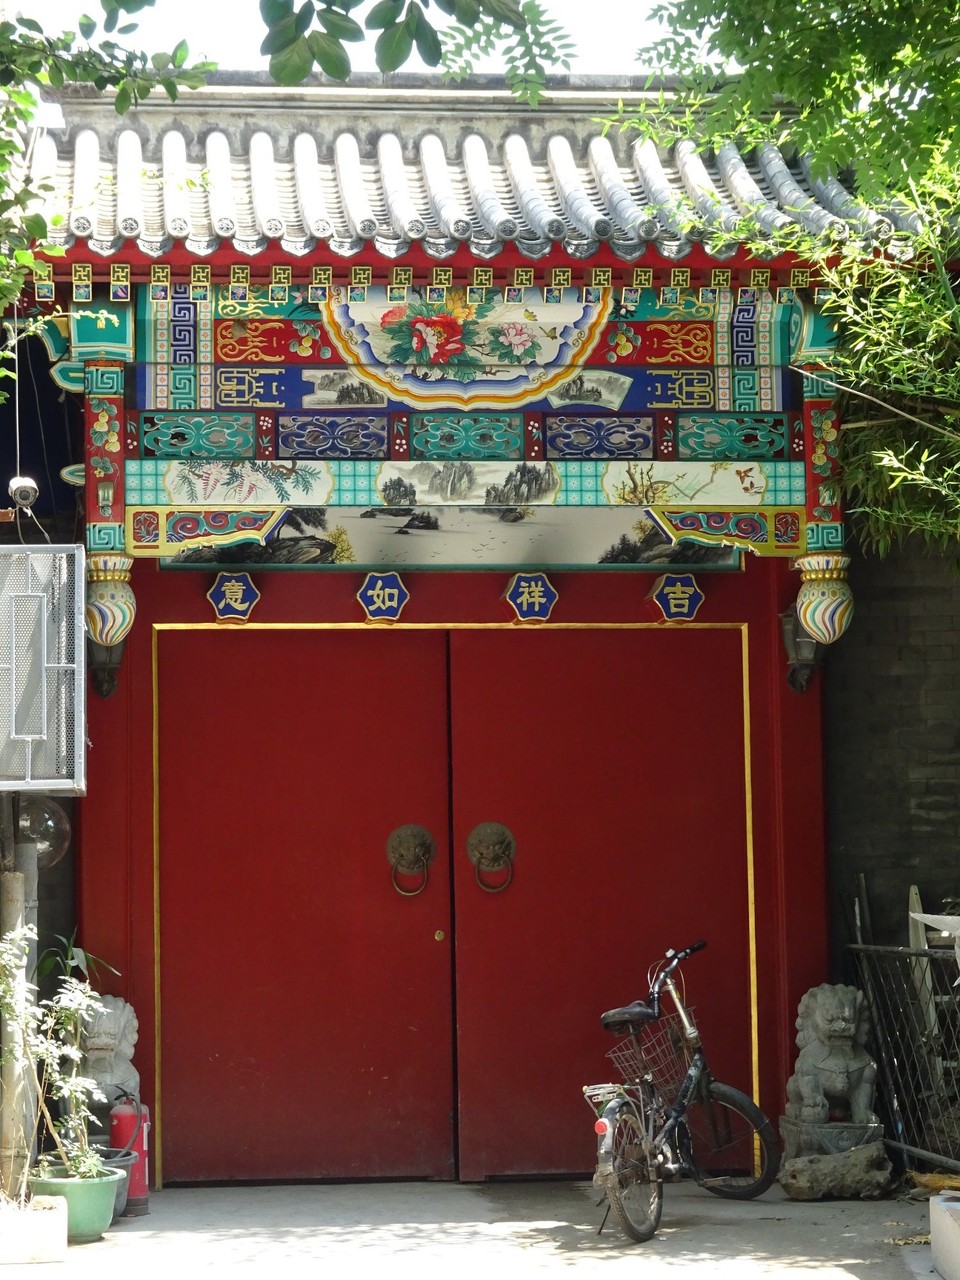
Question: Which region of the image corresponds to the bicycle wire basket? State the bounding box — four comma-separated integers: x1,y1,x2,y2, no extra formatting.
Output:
606,1011,695,1095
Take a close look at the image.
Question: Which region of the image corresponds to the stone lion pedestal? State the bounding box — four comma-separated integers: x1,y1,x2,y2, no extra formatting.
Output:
778,983,891,1199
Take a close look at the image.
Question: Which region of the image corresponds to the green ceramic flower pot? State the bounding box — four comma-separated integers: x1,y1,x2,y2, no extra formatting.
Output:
28,1166,124,1244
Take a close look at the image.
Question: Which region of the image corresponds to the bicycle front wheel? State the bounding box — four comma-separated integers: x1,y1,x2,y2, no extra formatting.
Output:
680,1080,779,1199
607,1099,663,1242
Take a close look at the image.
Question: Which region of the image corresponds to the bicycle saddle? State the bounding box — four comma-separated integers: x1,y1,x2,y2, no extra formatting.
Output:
600,1000,658,1034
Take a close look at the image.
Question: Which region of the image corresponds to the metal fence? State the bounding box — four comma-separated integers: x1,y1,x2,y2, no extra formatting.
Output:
849,944,960,1170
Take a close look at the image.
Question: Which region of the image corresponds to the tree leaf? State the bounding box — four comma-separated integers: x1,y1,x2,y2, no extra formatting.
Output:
268,34,316,83
78,15,97,39
259,0,295,21
414,17,442,64
23,213,47,238
294,1,316,36
452,0,480,23
318,9,365,40
260,15,301,54
480,0,524,26
308,30,352,77
365,0,405,30
172,40,189,68
375,20,414,70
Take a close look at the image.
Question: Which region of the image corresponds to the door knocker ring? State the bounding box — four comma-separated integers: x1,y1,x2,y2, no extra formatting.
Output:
466,822,516,894
386,824,436,897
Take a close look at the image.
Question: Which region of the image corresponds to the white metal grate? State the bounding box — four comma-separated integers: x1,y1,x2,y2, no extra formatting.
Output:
0,545,85,794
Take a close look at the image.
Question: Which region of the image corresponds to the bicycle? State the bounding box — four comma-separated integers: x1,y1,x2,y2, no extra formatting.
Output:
582,940,780,1243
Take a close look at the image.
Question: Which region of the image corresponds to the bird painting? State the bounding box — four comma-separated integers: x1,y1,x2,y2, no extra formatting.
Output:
910,911,960,983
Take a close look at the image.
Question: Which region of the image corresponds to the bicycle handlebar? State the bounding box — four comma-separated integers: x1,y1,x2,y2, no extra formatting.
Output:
664,940,707,967
599,941,707,1030
649,940,706,1009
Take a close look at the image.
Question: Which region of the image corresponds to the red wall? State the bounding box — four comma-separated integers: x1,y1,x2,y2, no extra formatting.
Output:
79,555,827,1139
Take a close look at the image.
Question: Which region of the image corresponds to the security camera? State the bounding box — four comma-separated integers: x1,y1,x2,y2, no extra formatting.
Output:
8,476,39,509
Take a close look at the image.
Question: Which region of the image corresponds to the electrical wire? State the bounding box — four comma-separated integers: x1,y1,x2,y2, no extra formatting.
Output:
12,299,20,482
9,304,51,544
11,302,25,545
23,335,58,529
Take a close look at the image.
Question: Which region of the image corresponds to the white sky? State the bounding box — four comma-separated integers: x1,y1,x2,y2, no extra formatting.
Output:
16,0,658,76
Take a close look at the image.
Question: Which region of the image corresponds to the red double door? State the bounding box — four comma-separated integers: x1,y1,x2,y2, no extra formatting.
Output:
157,626,751,1182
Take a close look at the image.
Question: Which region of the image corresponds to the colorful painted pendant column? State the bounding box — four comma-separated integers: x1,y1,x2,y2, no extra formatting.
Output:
85,554,136,697
794,554,854,643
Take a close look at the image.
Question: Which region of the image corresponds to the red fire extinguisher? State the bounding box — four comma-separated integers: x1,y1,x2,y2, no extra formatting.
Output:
110,1092,151,1216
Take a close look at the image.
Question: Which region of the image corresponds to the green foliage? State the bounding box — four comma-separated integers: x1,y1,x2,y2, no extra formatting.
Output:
646,0,960,200
618,0,960,549
37,932,119,987
258,0,571,101
743,159,960,554
442,0,574,103
0,926,111,1199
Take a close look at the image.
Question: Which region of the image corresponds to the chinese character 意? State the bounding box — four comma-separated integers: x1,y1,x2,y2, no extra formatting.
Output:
222,580,247,609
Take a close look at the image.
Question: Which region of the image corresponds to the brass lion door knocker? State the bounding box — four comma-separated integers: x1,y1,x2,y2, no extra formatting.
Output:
386,824,436,897
465,822,516,893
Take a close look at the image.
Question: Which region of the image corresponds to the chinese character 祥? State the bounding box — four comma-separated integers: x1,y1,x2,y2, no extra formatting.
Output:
505,572,559,621
518,579,546,610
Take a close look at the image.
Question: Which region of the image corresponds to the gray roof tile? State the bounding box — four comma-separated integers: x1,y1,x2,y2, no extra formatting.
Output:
30,80,894,263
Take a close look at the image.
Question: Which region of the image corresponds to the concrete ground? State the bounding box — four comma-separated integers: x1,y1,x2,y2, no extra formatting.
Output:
0,1178,939,1279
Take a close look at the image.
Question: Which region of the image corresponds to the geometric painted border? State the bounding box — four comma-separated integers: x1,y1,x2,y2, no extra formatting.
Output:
87,521,125,551
804,521,846,551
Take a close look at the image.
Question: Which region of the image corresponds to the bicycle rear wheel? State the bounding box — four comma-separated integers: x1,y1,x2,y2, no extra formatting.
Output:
680,1080,779,1199
607,1097,663,1242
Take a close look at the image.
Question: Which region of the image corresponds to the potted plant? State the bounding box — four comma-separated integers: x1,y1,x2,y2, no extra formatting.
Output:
0,923,123,1247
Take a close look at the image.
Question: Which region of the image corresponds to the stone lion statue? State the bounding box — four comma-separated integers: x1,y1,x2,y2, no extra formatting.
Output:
81,994,141,1110
784,983,878,1126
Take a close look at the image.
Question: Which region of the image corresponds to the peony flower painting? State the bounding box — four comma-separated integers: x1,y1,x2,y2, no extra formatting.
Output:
324,285,612,407
379,291,542,383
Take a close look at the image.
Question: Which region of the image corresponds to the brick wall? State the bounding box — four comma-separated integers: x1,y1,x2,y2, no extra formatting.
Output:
824,544,960,972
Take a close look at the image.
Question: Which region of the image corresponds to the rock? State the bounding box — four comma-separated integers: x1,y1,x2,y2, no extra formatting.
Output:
780,1116,884,1160
778,1141,893,1200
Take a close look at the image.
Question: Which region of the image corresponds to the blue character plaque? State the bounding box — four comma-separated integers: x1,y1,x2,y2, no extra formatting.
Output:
207,572,261,623
357,571,410,622
650,574,705,621
505,572,559,622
